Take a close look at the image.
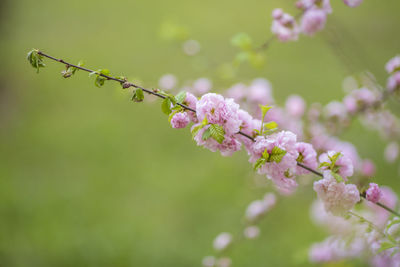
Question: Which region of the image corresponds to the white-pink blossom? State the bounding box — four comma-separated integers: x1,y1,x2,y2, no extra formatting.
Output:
213,232,232,251
285,94,306,117
158,74,177,90
387,72,400,93
386,55,400,73
384,142,399,163
249,131,299,193
244,226,260,239
343,0,363,8
183,92,198,123
301,9,327,35
295,142,318,175
271,9,300,42
170,112,190,129
196,93,242,136
313,171,360,216
193,78,212,96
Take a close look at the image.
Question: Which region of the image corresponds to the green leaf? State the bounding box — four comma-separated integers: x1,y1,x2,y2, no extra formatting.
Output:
191,124,204,139
328,152,342,166
264,121,278,130
318,162,331,168
259,105,272,119
161,98,172,115
94,76,106,87
262,149,270,160
254,158,266,171
175,91,186,104
209,124,225,144
331,172,344,183
27,49,45,73
202,127,212,141
231,33,253,51
269,146,287,163
132,88,144,102
378,242,397,253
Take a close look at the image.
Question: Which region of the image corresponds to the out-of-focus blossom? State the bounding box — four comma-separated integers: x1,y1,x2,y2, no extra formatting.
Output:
193,78,212,96
361,159,376,177
158,74,177,90
244,226,260,239
384,142,399,163
285,95,306,117
271,9,300,42
385,55,400,74
202,256,216,267
343,0,363,8
387,72,400,93
213,232,232,251
313,171,360,216
245,193,276,221
301,9,327,36
182,39,201,56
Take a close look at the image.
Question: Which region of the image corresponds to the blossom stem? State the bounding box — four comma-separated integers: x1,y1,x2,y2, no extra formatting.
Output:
35,50,400,218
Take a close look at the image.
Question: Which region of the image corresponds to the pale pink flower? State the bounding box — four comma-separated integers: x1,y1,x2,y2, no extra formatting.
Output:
192,125,241,156
295,142,318,175
361,159,376,177
296,0,332,14
301,9,327,35
384,142,399,163
366,186,398,227
170,112,190,129
271,9,300,42
225,83,246,102
217,257,232,267
244,226,260,239
343,0,363,8
385,55,400,74
285,95,306,117
366,183,382,203
313,171,360,216
196,93,242,136
183,92,198,123
387,72,400,92
249,131,299,193
343,88,379,114
193,78,212,95
213,232,232,251
158,74,177,90
202,256,216,267
248,78,274,106
319,150,354,179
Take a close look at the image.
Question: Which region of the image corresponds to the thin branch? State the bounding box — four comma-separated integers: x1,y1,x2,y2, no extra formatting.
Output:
34,50,399,217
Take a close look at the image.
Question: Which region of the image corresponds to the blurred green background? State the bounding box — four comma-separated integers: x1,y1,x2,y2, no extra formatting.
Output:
0,0,400,266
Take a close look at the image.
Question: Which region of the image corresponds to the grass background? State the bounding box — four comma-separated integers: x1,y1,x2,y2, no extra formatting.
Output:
0,0,399,266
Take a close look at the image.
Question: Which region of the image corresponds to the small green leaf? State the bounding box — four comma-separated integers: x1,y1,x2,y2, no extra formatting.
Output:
269,146,287,163
132,88,144,102
161,98,172,115
331,172,344,183
378,242,397,253
202,127,212,141
231,33,253,51
175,91,187,104
254,158,266,171
94,76,106,87
209,124,225,144
264,121,278,130
27,49,45,73
262,148,270,160
191,124,204,139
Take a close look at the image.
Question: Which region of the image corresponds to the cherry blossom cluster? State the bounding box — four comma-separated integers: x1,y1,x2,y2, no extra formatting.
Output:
156,56,400,267
271,0,362,41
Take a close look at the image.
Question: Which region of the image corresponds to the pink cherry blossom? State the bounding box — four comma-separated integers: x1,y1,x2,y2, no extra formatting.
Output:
366,183,382,203
170,112,190,129
301,9,327,36
313,171,360,216
295,142,318,175
385,55,400,74
271,9,300,42
285,95,306,117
